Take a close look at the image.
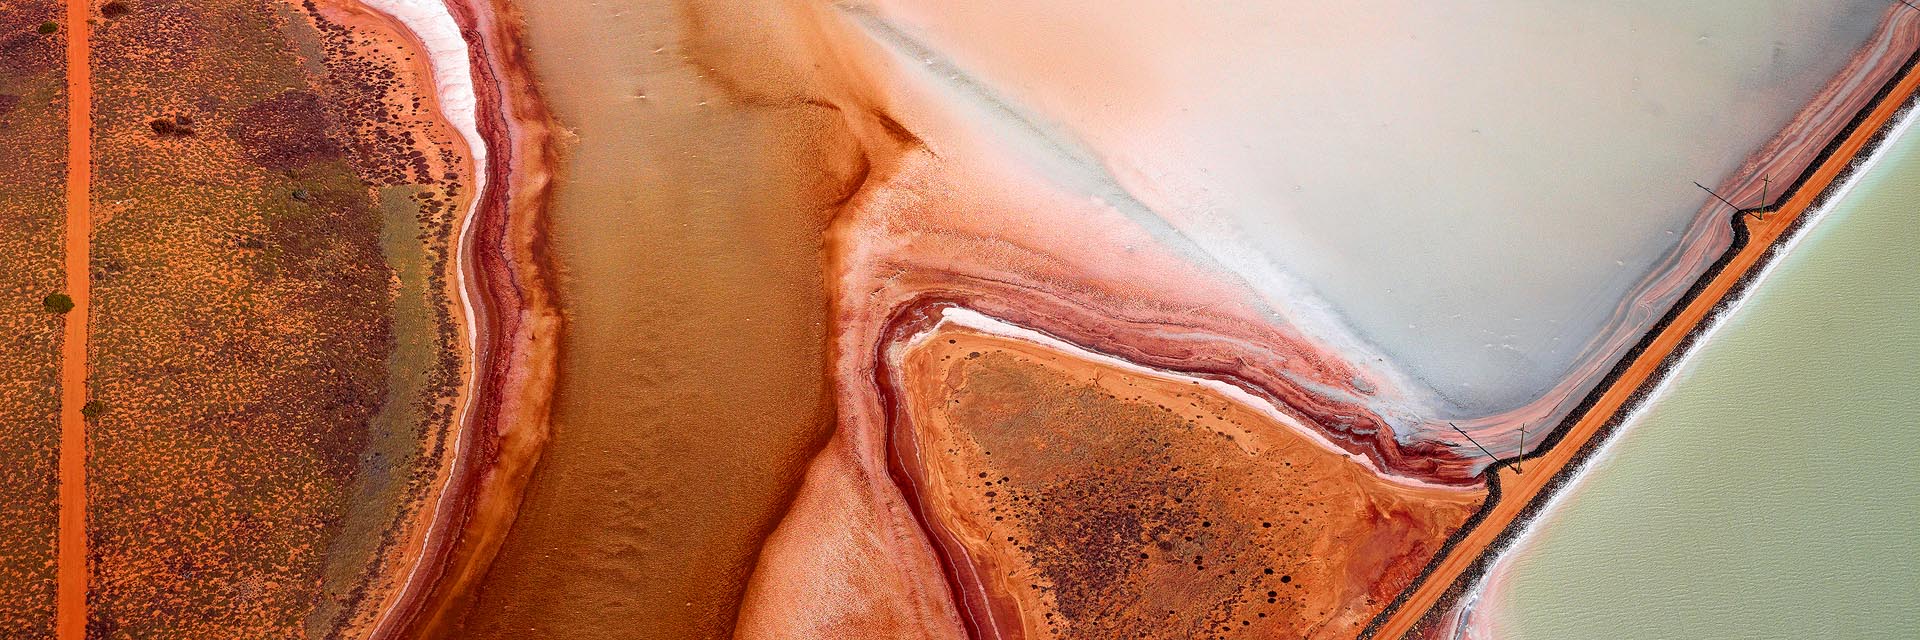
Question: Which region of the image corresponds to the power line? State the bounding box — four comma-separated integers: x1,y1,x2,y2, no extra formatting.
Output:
1696,181,1763,222
1450,423,1526,475
1694,181,1742,210
1450,422,1500,461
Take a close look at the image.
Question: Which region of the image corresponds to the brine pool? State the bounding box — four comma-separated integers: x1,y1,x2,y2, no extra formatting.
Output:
1486,116,1920,640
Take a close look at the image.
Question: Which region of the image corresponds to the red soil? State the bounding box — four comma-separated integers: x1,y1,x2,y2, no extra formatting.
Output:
889,321,1485,639
370,3,1918,639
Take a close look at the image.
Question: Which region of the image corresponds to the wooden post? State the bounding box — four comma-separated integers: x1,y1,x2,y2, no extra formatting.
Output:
1516,426,1524,475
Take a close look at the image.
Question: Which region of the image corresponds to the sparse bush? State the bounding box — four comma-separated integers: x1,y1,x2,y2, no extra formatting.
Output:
38,21,57,35
81,400,106,419
148,115,196,137
42,292,73,314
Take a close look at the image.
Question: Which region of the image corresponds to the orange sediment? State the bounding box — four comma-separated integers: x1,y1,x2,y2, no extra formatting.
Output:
889,320,1486,638
1370,56,1920,640
56,0,89,637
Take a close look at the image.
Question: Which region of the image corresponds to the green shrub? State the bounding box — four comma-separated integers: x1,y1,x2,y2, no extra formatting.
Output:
38,21,57,34
81,400,106,419
42,293,74,314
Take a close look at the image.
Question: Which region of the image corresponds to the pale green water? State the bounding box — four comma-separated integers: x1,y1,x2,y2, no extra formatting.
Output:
1496,122,1920,639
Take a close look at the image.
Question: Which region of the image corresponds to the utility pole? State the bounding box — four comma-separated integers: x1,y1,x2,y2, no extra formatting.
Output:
1516,426,1525,475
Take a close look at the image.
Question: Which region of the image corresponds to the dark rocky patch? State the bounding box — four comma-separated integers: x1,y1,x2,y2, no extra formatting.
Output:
226,91,343,170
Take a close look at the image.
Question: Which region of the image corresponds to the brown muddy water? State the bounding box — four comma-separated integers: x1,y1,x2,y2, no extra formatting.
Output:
449,1,860,638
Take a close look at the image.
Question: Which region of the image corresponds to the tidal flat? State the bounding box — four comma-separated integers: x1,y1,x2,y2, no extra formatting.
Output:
417,1,1918,638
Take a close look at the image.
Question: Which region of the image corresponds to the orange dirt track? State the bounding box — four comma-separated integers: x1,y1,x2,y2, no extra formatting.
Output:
1368,56,1920,640
56,0,89,639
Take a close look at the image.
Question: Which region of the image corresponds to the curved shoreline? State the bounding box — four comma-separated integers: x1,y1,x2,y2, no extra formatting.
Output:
340,0,561,638
383,0,561,636
302,1,487,635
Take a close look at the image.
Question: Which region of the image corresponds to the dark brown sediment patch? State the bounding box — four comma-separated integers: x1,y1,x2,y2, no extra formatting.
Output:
226,90,345,170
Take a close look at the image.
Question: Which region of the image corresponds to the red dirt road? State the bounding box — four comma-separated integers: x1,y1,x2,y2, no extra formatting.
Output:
57,0,90,638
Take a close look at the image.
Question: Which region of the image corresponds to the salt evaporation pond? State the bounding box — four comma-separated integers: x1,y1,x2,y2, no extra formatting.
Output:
1485,117,1920,640
852,0,1885,425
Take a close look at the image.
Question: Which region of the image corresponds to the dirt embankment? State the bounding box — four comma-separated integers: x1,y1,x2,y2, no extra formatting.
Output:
1457,5,1920,460
1378,16,1920,640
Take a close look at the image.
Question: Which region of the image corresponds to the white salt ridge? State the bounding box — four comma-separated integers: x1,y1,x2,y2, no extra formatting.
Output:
844,8,1442,437
345,0,487,634
917,307,1472,491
